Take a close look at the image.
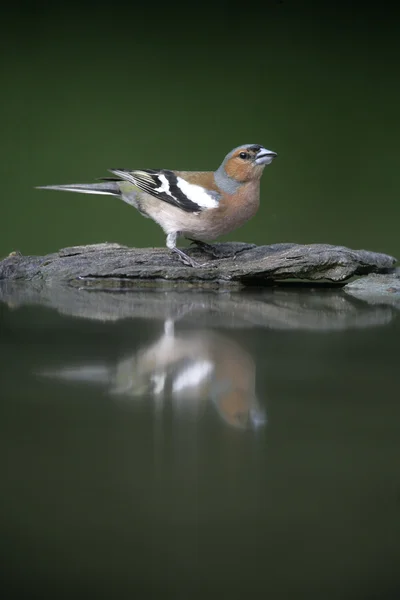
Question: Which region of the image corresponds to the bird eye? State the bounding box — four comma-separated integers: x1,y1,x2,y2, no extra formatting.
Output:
239,152,249,160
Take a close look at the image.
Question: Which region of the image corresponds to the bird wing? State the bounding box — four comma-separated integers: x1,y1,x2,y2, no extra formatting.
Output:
106,169,219,213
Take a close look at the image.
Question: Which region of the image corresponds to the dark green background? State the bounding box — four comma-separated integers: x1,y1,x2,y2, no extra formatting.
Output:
1,2,399,259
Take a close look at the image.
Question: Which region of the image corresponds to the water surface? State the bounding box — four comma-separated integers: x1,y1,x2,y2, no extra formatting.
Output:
1,286,399,598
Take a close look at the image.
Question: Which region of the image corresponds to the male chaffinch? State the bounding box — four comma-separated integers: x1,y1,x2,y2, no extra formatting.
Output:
40,318,266,430
37,144,277,267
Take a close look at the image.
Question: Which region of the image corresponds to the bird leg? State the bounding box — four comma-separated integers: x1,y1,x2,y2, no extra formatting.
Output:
166,233,204,268
171,246,204,268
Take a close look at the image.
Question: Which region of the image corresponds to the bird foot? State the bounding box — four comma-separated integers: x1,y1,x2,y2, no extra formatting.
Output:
171,247,206,268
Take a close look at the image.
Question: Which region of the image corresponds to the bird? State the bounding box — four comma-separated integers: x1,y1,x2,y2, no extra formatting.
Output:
37,144,277,267
39,318,267,430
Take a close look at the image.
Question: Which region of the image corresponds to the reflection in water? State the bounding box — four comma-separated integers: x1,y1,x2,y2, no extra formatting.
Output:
40,320,266,430
0,281,396,327
2,284,400,599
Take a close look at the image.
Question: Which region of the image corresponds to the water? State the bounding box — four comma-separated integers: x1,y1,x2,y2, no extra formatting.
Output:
1,286,399,598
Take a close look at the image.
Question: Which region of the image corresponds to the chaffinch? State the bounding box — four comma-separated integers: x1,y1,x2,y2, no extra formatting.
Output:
37,144,277,267
40,318,266,430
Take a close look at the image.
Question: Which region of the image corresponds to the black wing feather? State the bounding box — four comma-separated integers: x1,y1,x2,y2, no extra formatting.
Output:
107,168,206,213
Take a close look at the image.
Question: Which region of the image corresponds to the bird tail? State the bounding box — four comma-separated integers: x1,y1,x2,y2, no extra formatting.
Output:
36,182,120,196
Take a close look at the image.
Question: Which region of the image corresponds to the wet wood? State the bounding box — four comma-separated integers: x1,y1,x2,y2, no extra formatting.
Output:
0,242,396,288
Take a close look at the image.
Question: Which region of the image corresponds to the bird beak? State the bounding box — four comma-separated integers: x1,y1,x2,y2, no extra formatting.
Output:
255,148,277,166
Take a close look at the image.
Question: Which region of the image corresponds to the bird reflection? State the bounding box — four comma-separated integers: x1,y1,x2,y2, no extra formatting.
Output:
40,320,266,430
114,320,266,429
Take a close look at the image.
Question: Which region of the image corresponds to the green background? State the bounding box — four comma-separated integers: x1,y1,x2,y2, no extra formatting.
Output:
1,2,399,259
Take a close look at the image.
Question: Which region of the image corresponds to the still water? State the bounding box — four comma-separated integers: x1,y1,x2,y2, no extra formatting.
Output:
0,285,399,598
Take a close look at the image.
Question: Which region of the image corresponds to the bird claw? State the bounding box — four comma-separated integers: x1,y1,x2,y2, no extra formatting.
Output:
172,247,206,268
180,256,205,268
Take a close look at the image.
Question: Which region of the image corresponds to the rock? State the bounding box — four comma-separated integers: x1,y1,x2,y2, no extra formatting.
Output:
344,269,400,307
0,242,396,288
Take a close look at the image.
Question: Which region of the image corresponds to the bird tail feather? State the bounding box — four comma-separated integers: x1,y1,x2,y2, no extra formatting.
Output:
36,182,120,196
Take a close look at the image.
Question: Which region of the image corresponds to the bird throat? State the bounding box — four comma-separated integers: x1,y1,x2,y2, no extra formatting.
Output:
214,167,243,195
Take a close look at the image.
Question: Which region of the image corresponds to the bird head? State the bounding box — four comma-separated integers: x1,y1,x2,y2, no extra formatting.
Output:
218,144,277,183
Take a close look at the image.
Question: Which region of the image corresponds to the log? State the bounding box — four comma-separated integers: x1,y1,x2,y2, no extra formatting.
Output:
344,270,400,307
0,241,396,288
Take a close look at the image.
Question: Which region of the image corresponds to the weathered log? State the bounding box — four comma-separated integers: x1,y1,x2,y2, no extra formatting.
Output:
344,270,400,307
0,242,396,288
